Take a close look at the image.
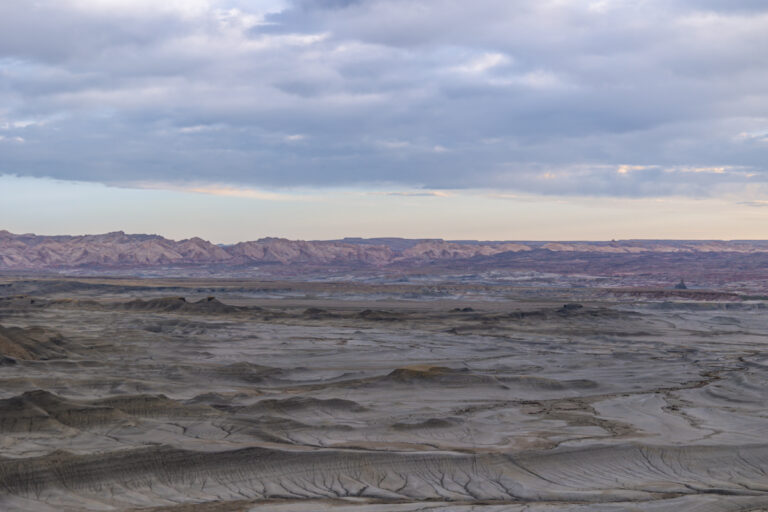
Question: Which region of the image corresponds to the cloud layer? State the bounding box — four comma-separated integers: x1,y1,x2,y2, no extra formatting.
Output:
1,0,767,197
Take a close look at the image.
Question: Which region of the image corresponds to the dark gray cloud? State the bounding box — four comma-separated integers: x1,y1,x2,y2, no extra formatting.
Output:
0,0,767,197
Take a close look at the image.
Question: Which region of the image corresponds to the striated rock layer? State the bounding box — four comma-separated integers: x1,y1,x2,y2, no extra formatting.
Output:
7,230,768,277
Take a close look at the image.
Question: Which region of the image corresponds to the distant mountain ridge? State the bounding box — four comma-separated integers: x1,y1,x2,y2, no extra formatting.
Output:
3,229,768,271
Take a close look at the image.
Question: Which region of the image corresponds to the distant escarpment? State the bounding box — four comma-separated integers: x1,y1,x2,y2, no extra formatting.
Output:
4,230,768,276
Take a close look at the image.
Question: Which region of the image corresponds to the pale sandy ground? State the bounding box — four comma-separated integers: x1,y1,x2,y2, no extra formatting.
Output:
0,278,767,511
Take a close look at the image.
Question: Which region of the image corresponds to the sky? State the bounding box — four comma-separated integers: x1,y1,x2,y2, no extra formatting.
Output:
1,0,768,242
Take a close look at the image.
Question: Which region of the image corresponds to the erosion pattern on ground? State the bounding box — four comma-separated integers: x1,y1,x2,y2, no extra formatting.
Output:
0,277,767,511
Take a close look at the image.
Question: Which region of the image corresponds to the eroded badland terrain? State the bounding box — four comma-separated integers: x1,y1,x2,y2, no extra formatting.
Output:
1,272,768,511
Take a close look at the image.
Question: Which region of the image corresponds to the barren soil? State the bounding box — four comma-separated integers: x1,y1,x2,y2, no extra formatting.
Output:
1,277,767,511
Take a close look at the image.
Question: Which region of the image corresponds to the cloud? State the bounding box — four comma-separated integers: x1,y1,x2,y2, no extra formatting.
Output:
0,0,766,198
373,190,452,197
738,200,768,208
450,52,509,74
129,181,312,201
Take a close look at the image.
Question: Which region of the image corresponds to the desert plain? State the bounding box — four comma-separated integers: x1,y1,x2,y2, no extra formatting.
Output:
0,272,767,512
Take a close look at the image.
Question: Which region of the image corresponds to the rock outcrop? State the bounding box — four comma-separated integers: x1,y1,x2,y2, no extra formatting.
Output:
4,230,768,272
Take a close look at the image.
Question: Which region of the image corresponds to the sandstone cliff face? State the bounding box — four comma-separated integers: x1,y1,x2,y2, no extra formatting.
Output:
3,230,768,271
0,231,232,268
400,241,530,261
228,238,395,265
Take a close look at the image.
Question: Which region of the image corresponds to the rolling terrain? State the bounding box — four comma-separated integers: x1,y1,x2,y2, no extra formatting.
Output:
0,276,768,510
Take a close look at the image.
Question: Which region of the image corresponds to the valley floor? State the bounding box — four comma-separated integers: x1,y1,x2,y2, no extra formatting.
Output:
0,277,767,511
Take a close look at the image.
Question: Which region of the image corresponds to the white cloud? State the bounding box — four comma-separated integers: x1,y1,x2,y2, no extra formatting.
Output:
616,165,647,175
129,181,312,201
0,135,25,143
451,52,509,74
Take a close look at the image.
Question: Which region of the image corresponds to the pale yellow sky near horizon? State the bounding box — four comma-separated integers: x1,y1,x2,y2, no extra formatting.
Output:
2,175,768,243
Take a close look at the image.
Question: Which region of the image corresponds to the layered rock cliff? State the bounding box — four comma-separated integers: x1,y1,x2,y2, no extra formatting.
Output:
3,230,768,272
